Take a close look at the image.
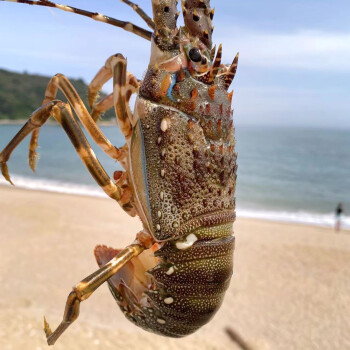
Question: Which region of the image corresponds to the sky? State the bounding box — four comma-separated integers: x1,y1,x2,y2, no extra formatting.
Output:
1,0,350,128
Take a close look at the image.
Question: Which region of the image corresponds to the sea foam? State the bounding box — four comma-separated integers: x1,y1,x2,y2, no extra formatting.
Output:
1,174,349,230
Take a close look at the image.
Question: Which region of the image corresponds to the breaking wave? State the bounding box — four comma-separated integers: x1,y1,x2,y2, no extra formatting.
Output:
1,174,349,230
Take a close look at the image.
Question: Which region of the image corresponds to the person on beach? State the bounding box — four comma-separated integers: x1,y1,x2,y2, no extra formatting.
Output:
335,203,343,232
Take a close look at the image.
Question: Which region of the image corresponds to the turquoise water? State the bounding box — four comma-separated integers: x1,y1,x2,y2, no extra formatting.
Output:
0,124,349,228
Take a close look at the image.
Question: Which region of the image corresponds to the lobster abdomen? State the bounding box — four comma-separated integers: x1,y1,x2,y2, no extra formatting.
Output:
95,222,234,337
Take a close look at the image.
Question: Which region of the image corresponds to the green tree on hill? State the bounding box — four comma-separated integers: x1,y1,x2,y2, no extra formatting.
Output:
0,68,114,120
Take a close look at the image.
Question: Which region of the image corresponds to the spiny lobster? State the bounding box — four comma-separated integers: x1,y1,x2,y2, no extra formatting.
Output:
0,0,239,345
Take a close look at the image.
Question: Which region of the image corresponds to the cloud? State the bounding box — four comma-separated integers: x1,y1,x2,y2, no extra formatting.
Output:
217,28,350,72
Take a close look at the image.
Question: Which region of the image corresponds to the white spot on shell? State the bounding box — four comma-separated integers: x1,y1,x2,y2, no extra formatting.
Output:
157,318,166,324
160,191,165,200
158,211,162,218
166,266,175,275
93,13,107,22
164,297,174,305
161,169,165,177
161,118,169,132
156,224,161,231
56,4,74,12
124,23,133,31
175,234,198,250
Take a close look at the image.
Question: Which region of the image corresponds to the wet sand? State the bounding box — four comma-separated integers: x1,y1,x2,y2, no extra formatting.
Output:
0,187,349,350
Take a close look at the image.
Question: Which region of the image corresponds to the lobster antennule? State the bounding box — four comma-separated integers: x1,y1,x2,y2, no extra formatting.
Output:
182,0,213,49
224,52,239,89
152,0,180,50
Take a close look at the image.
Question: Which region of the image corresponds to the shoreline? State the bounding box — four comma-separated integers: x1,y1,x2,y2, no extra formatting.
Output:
0,119,118,126
0,184,349,233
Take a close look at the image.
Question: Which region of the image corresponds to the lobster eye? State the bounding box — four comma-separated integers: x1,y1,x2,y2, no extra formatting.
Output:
189,48,202,62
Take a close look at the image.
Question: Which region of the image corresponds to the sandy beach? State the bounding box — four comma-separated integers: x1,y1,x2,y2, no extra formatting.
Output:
0,186,349,350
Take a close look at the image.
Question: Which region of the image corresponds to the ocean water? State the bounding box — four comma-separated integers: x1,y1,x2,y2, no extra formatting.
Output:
0,124,349,229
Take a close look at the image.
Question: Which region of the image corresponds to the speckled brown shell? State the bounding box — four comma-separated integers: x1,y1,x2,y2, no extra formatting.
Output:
96,224,234,337
134,69,236,241
99,0,238,338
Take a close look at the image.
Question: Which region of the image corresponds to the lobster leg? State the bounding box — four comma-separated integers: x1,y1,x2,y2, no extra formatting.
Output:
28,73,123,172
44,243,145,346
88,54,142,214
112,54,138,140
91,93,114,122
89,54,140,131
0,101,123,203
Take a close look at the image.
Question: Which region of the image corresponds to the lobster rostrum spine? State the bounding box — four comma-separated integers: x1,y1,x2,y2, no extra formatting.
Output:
0,0,239,343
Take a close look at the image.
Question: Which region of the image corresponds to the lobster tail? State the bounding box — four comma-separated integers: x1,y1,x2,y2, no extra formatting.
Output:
152,0,180,50
182,0,214,49
94,223,235,338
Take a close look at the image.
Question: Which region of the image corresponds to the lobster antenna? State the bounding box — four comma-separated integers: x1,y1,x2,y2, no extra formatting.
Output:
0,0,153,41
120,0,155,30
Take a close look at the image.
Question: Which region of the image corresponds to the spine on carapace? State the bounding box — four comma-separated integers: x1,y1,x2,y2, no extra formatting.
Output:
181,0,214,48
152,0,180,49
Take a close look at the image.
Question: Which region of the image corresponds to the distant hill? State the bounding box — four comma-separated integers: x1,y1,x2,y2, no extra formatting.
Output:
0,68,114,120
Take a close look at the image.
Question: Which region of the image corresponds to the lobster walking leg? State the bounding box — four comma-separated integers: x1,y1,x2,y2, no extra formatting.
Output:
0,102,55,185
44,243,145,346
0,101,122,202
27,73,123,171
89,54,140,128
91,93,114,122
90,72,139,124
112,54,138,139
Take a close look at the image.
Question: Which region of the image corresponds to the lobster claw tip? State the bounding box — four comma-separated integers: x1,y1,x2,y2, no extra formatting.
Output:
29,150,39,173
43,316,54,345
43,316,51,334
0,162,14,186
